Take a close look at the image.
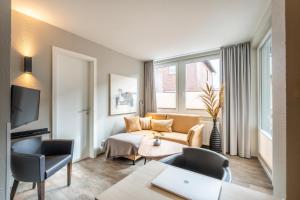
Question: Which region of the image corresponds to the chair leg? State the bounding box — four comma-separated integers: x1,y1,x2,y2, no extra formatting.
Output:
67,162,72,186
37,181,45,200
10,179,19,200
32,182,36,189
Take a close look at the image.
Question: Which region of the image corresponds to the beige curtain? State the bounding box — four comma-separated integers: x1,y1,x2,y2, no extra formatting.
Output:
144,61,157,115
221,42,251,158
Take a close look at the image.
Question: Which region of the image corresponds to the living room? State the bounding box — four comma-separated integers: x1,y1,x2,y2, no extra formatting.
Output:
0,0,299,200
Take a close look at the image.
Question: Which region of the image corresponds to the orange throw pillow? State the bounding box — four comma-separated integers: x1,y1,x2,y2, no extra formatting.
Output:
124,116,142,132
151,119,173,132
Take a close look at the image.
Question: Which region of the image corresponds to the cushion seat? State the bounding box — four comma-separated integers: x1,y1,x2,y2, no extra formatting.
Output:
160,132,189,145
45,154,72,178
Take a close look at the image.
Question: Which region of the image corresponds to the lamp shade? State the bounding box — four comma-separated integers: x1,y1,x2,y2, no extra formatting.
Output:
24,57,32,73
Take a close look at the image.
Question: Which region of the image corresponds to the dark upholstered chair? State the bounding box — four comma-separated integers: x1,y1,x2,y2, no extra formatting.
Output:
10,137,74,200
160,148,232,182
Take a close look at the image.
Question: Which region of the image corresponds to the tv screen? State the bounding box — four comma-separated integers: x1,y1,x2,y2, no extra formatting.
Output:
11,85,40,129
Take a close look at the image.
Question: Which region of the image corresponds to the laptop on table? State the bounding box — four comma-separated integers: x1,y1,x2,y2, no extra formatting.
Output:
151,166,222,200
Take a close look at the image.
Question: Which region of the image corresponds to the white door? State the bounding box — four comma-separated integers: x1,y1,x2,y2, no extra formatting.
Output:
55,53,90,162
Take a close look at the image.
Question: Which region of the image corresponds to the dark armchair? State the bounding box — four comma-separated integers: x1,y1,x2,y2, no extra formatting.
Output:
160,148,232,182
10,137,74,200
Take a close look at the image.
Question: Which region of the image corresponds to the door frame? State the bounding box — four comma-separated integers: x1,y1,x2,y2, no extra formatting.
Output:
52,46,97,159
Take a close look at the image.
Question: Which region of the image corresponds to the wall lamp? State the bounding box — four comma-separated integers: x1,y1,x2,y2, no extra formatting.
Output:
24,56,32,73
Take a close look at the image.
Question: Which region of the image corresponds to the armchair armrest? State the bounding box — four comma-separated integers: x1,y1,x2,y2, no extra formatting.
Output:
222,167,232,183
11,152,45,182
187,124,204,147
41,139,74,156
159,153,184,166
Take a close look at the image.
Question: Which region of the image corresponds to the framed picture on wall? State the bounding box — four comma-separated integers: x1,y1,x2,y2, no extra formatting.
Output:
110,73,138,115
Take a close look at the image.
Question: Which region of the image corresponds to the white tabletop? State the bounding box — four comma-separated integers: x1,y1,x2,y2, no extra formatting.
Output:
96,161,274,200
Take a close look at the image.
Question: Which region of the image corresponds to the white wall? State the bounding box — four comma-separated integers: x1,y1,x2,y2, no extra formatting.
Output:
272,0,286,198
274,0,300,198
0,1,11,199
10,11,144,153
258,132,273,169
251,2,272,176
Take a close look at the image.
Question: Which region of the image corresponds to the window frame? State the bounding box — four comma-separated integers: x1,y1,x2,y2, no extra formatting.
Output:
154,50,220,116
257,29,273,139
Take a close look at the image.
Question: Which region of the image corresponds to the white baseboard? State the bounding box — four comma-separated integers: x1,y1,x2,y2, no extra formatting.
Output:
96,147,105,156
258,154,273,183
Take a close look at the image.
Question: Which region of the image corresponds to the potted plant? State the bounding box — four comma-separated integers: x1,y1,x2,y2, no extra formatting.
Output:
200,83,224,153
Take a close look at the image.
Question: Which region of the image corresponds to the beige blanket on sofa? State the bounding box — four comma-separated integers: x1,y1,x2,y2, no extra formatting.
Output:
105,133,144,158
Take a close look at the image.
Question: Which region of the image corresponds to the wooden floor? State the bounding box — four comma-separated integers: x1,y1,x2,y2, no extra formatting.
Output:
14,154,273,200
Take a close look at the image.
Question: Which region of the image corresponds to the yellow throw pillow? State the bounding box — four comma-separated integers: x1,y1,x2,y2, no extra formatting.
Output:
151,119,173,132
124,116,142,132
139,117,152,130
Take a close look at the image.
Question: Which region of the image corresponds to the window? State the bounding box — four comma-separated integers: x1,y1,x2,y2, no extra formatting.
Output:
155,65,177,109
185,59,220,109
259,35,272,137
154,53,220,113
168,66,176,75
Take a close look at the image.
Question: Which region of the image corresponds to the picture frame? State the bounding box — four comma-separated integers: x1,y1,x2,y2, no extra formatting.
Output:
110,73,138,115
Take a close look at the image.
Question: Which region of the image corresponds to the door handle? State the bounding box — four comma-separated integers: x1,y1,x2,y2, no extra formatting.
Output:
78,108,90,114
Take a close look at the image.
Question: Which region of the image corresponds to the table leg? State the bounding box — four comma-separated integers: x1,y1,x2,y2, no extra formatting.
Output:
144,157,147,165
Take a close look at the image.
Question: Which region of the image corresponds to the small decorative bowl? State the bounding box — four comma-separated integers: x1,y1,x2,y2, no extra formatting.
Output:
153,138,161,146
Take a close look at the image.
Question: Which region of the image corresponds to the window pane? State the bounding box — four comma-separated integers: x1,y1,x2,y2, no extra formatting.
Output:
155,65,176,109
260,37,272,135
185,59,220,109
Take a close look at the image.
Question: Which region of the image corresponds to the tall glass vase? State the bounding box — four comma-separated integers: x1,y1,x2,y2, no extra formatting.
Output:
209,119,222,153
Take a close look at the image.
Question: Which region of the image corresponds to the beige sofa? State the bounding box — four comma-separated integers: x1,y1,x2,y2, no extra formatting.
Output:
131,113,204,147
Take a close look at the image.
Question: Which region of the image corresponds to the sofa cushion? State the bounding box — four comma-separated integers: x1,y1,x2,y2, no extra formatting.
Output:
166,114,201,134
151,119,173,132
124,116,142,132
45,155,72,178
145,113,167,120
160,132,189,145
139,117,151,130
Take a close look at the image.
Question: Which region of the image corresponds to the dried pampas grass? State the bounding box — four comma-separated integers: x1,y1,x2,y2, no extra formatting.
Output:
200,83,224,120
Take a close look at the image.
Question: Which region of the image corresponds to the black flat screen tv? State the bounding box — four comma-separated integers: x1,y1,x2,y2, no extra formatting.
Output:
11,85,40,129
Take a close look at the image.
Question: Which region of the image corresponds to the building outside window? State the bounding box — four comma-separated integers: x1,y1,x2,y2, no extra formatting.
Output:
154,52,220,114
155,65,177,109
185,59,220,109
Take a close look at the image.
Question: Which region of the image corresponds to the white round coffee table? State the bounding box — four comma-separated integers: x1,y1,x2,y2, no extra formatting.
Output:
138,137,187,164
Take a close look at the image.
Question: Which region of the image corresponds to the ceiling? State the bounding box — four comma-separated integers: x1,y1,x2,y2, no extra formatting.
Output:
12,0,270,61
